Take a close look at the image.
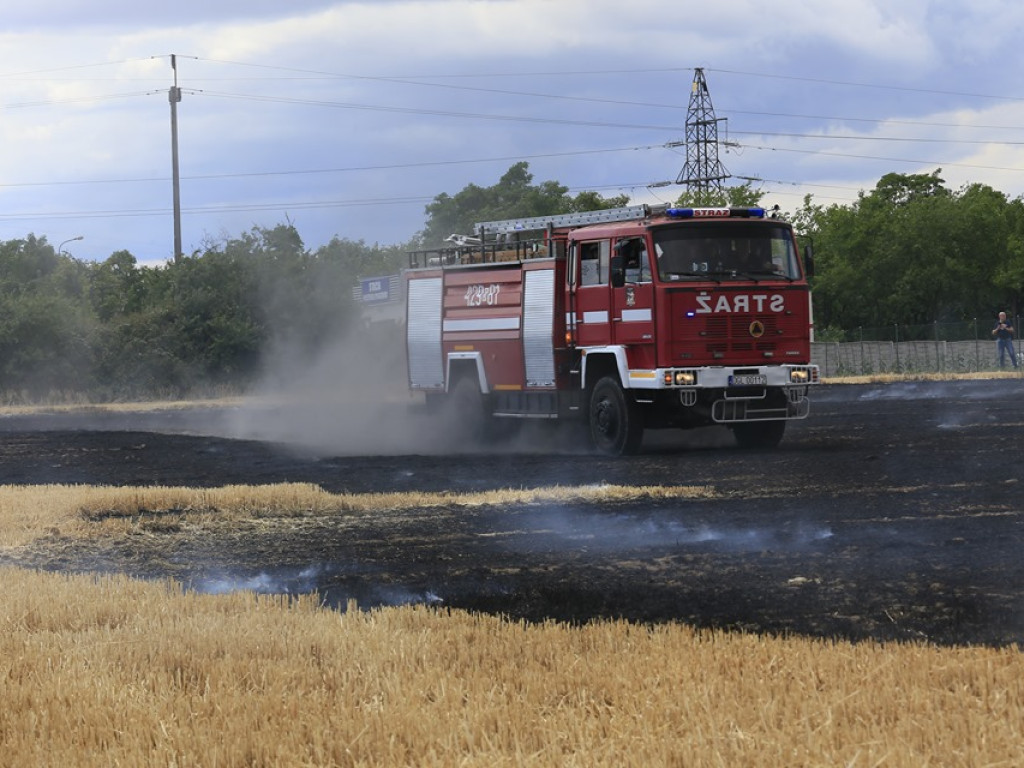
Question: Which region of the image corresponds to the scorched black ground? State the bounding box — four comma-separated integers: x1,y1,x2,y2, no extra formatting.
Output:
2,379,1023,647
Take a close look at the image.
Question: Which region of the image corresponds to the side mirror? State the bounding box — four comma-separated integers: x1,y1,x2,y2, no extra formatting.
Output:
610,254,625,288
803,244,815,278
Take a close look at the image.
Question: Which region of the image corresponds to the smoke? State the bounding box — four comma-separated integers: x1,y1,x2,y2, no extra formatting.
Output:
191,564,443,610
183,505,836,609
196,565,324,596
858,380,1007,402
221,322,591,456
500,506,835,554
855,380,1007,432
223,322,484,456
220,323,742,457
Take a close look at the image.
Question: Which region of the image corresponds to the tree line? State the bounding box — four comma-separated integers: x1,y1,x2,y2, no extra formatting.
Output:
0,162,625,401
794,170,1024,339
2,162,1021,400
0,226,408,400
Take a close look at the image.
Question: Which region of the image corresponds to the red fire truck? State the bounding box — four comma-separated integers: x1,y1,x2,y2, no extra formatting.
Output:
404,203,818,454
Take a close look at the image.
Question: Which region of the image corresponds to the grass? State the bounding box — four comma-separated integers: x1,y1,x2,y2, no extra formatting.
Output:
0,482,715,549
822,370,1022,384
1,483,1022,765
1,565,1021,767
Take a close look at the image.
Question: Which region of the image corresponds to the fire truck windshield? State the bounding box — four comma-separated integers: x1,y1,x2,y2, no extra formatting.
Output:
652,222,801,282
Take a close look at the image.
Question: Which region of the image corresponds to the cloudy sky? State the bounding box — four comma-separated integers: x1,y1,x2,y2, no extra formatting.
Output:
3,0,1024,264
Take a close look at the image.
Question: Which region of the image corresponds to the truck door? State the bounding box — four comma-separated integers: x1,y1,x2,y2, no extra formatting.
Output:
611,237,655,365
572,239,613,348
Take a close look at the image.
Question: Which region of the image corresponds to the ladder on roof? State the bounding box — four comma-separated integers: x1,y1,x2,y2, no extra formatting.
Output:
474,203,665,236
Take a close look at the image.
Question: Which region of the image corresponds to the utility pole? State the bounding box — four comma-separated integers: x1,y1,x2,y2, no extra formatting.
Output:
675,68,730,203
169,54,183,263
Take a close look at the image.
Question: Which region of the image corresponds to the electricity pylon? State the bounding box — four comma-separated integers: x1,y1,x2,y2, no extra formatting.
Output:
675,68,730,202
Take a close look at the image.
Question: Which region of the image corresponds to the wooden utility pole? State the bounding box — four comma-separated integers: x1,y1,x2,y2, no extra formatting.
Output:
169,54,183,262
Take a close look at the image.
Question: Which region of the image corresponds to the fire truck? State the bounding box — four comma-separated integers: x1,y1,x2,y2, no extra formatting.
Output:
404,203,818,455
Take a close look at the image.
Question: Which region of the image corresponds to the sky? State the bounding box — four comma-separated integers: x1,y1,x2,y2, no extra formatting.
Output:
3,0,1024,265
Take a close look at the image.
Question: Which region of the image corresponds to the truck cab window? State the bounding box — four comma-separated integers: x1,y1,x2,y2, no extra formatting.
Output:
653,223,801,281
580,240,609,286
617,237,651,283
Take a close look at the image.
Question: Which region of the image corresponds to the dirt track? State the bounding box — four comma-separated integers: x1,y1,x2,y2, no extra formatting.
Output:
2,379,1024,646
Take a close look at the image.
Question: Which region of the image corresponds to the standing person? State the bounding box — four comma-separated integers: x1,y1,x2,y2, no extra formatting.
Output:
992,311,1019,369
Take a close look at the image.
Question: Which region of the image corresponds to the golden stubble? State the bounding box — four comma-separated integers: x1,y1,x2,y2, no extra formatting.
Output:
1,483,1023,765
0,567,1022,767
0,482,715,549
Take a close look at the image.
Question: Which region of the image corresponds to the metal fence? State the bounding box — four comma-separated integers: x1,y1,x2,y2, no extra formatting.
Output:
811,318,1022,377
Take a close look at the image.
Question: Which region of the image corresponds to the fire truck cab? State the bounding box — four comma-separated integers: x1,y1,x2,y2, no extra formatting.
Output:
405,204,818,455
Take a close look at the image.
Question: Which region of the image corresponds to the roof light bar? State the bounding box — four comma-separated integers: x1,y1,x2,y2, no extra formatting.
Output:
665,207,766,219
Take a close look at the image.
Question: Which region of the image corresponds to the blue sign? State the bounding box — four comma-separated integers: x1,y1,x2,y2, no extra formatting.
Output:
360,276,391,303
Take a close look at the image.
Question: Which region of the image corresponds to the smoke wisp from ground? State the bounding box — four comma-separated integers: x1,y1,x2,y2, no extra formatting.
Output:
224,324,485,456
512,508,835,553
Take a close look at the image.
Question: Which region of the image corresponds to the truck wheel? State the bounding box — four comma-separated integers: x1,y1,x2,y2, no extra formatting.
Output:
589,376,644,455
447,375,489,442
732,420,786,449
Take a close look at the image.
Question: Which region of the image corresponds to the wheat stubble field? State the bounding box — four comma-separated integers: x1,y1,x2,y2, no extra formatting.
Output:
1,379,1023,765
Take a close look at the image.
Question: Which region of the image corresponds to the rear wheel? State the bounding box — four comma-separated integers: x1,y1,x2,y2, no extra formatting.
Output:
445,374,491,443
732,420,786,449
588,376,644,455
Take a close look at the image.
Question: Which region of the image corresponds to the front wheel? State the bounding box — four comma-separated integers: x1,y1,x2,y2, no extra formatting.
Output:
732,420,786,449
588,376,644,455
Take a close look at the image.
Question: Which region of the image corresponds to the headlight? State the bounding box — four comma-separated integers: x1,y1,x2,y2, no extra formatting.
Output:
663,370,697,386
789,368,810,384
674,370,697,386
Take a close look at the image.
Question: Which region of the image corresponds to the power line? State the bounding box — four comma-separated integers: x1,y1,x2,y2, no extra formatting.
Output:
0,144,663,188
722,108,1024,133
195,89,687,131
730,130,1024,146
195,88,1024,147
6,56,1024,141
195,57,698,81
4,135,1023,223
0,195,438,223
9,53,1024,117
193,57,1024,103
6,53,1024,243
0,170,871,225
6,79,1024,152
0,57,153,79
0,91,154,109
708,68,1024,102
738,142,1024,174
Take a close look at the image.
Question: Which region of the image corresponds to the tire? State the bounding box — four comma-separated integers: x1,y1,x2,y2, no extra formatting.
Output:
588,376,644,455
446,375,496,444
732,420,786,449
447,375,525,446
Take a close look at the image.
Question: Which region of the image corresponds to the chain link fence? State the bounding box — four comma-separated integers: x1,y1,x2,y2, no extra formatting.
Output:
811,318,1022,377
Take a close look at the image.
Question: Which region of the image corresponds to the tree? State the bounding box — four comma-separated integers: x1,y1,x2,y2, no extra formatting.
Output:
799,171,1021,335
674,181,764,208
566,190,630,212
314,237,408,280
989,195,1024,316
0,236,98,396
90,251,144,322
420,162,630,245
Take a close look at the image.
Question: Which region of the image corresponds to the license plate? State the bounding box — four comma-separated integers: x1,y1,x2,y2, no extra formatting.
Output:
729,374,767,386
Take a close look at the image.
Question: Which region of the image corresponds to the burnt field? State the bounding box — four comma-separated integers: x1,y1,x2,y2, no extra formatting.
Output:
2,379,1024,647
